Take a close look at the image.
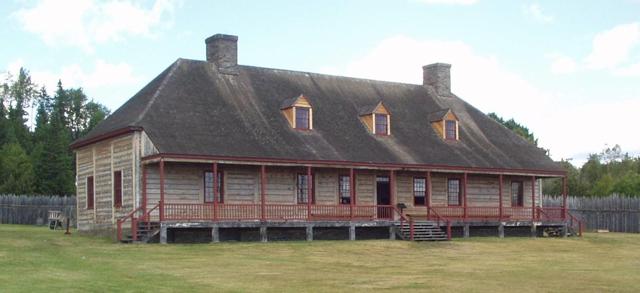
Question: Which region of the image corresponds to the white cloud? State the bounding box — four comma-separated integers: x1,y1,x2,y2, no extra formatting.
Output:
547,54,577,75
4,59,144,110
523,3,553,23
316,35,640,165
12,0,176,52
415,0,478,5
584,22,640,70
613,61,640,76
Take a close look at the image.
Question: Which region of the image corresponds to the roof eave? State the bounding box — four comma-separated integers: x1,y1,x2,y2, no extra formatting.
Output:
70,126,143,150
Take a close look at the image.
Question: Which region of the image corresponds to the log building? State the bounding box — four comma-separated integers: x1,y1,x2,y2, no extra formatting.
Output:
71,34,579,243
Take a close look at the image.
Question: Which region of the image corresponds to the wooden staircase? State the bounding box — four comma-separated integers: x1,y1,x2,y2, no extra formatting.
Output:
120,221,160,243
396,220,449,241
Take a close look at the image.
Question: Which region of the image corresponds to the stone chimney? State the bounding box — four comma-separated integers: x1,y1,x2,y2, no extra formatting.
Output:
422,63,451,96
205,34,238,73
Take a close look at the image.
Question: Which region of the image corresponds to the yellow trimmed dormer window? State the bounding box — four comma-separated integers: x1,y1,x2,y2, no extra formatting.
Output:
359,101,391,136
281,94,313,130
429,108,459,141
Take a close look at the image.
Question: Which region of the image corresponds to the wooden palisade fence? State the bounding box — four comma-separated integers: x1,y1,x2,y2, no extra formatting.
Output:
544,194,640,233
0,195,76,226
0,194,638,233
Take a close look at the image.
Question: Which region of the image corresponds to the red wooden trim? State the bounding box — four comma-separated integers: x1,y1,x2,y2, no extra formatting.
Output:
113,170,123,208
86,176,94,209
70,126,142,149
307,166,312,220
260,165,266,221
426,171,432,215
412,176,427,206
498,174,503,220
159,159,165,221
446,177,462,206
212,163,218,220
390,170,395,208
338,174,350,204
142,153,567,177
142,164,147,219
463,172,468,220
531,176,536,221
510,180,524,207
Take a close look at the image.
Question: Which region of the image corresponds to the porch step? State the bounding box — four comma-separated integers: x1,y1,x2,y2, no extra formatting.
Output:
120,221,160,244
395,220,449,241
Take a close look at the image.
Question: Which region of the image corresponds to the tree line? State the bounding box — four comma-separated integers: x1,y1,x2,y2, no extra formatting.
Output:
489,113,640,197
0,68,109,196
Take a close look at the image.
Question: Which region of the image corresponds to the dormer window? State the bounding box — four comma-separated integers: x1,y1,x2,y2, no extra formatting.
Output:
295,107,310,129
445,120,457,140
375,114,388,135
359,101,391,135
429,108,459,141
281,94,313,130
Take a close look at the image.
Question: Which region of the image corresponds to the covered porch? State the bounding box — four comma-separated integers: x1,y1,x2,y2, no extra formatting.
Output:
117,154,574,242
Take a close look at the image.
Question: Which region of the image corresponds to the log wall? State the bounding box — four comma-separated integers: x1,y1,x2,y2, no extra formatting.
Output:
75,133,136,231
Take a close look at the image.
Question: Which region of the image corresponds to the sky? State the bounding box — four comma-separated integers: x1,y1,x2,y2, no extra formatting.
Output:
1,0,639,166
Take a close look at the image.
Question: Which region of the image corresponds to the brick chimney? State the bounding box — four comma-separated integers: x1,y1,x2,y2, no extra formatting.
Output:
423,63,451,96
205,34,238,73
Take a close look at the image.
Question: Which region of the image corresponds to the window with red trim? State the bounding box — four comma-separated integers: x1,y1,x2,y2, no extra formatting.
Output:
113,171,122,208
87,176,94,209
204,171,224,203
511,181,523,207
296,174,313,204
339,175,351,204
295,107,310,129
375,114,388,135
447,179,461,206
413,177,426,206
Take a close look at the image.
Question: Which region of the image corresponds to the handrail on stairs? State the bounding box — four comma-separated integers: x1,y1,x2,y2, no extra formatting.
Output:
428,207,452,240
393,207,414,240
116,206,143,242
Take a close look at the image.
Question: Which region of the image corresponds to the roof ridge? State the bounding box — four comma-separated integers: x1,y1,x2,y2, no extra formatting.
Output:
177,58,423,88
133,58,182,125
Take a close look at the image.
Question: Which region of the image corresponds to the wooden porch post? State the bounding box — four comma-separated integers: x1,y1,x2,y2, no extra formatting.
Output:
426,171,432,219
159,159,165,222
390,170,395,207
142,163,147,220
260,165,266,221
463,172,468,220
349,168,355,219
307,166,312,220
531,176,536,221
213,162,218,221
562,175,568,220
498,174,503,220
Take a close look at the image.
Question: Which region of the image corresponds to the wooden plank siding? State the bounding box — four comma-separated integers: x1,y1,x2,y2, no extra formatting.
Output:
75,133,136,231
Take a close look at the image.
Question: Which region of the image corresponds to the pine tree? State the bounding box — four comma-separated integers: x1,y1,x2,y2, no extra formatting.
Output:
0,143,35,194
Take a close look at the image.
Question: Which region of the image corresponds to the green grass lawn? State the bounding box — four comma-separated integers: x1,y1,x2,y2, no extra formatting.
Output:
0,225,638,292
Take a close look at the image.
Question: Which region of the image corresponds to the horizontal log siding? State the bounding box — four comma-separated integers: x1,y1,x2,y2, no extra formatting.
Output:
76,147,93,231
112,136,135,221
355,173,375,205
94,142,112,229
225,165,259,203
315,169,339,205
146,163,204,209
75,133,135,231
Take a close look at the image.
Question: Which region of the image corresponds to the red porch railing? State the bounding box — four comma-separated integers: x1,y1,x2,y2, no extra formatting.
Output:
430,206,534,221
161,203,394,222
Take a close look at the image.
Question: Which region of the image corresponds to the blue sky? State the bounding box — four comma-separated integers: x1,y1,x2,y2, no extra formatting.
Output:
2,0,639,165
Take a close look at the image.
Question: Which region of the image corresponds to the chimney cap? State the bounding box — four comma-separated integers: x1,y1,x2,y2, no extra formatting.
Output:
205,34,238,44
422,63,451,70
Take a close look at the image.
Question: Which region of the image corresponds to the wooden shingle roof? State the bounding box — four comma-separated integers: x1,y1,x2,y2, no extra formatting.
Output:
73,58,562,173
